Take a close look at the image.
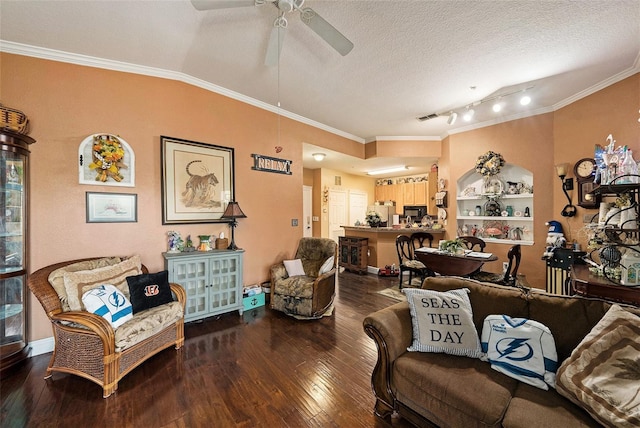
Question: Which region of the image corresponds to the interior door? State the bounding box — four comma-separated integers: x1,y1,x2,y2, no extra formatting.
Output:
349,190,367,226
328,189,347,243
303,185,312,237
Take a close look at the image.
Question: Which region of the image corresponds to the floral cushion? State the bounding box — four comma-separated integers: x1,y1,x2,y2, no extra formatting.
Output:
273,276,314,299
114,300,183,352
48,257,122,312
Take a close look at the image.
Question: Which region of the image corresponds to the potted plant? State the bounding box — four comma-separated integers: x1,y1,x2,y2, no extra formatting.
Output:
366,211,382,227
439,238,466,254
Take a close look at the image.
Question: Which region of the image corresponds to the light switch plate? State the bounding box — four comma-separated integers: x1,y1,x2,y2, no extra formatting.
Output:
291,219,298,226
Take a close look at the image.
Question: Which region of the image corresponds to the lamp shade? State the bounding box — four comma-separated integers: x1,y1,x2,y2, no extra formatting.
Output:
221,201,247,219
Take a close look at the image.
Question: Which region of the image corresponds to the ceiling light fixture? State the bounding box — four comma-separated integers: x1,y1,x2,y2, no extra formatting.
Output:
312,153,326,161
447,112,458,125
462,107,475,121
366,166,409,176
520,95,531,105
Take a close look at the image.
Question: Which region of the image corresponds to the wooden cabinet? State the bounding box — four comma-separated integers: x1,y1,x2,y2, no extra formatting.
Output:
0,131,35,377
374,172,438,215
163,250,244,322
403,183,415,205
572,264,640,306
339,236,368,274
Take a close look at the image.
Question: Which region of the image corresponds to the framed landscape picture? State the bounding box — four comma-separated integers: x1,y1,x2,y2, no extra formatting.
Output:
161,136,235,224
86,192,137,223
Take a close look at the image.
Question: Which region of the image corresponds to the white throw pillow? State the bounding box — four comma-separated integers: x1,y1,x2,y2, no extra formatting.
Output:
82,284,133,329
283,259,306,277
481,314,558,390
319,256,335,274
403,287,483,358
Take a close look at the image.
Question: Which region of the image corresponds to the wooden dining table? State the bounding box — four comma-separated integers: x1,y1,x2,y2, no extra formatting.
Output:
414,247,499,277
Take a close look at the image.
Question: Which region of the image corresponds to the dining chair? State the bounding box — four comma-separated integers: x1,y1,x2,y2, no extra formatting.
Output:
410,232,434,251
459,236,486,252
396,235,434,289
471,244,521,286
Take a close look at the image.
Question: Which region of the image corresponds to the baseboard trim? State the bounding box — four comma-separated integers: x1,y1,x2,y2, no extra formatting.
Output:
29,337,54,357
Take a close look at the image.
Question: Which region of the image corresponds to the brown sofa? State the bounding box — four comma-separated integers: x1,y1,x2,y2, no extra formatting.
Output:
363,276,638,427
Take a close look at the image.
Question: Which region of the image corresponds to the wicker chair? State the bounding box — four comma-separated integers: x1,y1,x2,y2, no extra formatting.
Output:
28,257,186,398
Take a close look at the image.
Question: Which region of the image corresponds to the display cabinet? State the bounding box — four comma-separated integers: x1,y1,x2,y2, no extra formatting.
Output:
163,250,244,322
339,236,368,274
456,164,534,245
0,130,35,376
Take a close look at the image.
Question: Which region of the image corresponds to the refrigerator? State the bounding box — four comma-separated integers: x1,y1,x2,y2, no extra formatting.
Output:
368,202,395,226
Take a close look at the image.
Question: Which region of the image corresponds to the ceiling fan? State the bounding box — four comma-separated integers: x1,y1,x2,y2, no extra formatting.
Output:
191,0,354,66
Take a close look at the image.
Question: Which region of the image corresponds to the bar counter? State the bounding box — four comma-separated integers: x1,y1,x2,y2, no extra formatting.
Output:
341,226,446,269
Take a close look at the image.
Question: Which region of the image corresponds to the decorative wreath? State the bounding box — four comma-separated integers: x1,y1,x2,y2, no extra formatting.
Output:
89,134,127,182
475,151,505,177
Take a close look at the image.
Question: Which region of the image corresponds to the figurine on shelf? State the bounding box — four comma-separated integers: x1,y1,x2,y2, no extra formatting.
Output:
183,235,196,252
167,231,183,253
542,221,566,260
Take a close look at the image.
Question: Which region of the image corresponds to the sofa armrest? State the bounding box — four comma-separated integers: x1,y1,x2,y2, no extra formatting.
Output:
50,310,116,354
170,282,186,311
270,263,288,284
363,301,413,416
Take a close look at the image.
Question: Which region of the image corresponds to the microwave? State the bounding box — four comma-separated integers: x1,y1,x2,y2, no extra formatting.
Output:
403,205,428,219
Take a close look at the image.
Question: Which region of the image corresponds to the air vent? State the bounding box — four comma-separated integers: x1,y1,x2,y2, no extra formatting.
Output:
417,113,439,121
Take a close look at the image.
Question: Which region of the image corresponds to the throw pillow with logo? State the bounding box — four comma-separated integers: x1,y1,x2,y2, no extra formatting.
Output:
82,284,133,329
481,314,558,390
403,287,483,358
126,270,174,314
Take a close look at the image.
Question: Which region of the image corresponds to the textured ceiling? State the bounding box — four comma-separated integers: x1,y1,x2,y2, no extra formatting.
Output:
1,0,639,176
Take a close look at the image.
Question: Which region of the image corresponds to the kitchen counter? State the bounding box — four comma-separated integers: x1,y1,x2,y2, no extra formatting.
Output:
340,226,446,269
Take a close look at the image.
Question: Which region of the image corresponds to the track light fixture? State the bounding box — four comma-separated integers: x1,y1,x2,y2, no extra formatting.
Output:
447,112,457,125
462,107,475,122
520,95,531,105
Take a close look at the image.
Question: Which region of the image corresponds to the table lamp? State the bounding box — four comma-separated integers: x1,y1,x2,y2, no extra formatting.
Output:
221,201,246,250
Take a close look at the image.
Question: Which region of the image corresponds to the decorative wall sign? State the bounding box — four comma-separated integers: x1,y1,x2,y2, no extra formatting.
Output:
161,136,234,225
78,133,135,187
86,192,137,223
251,153,292,175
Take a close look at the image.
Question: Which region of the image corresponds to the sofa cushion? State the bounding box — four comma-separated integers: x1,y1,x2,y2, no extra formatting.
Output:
526,289,611,362
114,300,183,352
283,259,306,277
273,275,314,298
556,305,640,428
63,255,142,311
319,256,335,274
404,287,483,358
126,270,174,314
393,352,518,428
421,277,529,332
82,284,133,329
503,382,601,428
48,257,122,311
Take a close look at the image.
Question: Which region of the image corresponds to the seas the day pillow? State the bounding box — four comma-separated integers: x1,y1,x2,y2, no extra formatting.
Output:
403,287,483,358
283,259,306,277
481,315,558,390
82,284,133,329
556,305,640,428
126,270,174,314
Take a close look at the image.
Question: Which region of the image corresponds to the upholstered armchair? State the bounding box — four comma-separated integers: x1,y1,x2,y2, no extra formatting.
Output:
270,237,337,318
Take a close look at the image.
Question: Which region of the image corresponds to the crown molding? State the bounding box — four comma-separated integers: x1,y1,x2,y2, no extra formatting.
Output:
0,40,365,143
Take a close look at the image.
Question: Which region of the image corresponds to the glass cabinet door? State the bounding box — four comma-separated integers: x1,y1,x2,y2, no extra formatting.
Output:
0,131,33,376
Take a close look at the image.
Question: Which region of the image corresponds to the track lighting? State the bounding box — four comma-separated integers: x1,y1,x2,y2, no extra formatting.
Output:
463,107,475,122
492,102,502,112
312,153,326,161
447,112,457,125
520,95,531,106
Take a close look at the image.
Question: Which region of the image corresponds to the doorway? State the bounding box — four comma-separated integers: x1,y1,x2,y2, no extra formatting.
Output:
328,189,347,243
303,185,312,238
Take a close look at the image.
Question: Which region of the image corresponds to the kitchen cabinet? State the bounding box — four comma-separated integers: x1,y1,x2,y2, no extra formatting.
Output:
374,172,438,215
1,130,35,377
163,250,244,322
456,164,534,245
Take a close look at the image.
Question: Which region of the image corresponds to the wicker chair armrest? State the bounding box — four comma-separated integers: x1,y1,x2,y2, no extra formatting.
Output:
50,310,116,354
170,283,186,311
270,263,288,283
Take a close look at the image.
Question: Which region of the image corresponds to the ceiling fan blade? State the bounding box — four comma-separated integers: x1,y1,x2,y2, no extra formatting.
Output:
265,25,286,67
191,0,257,11
299,7,353,56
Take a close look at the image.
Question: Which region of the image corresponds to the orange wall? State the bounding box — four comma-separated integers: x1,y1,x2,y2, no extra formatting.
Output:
2,50,638,342
1,53,354,341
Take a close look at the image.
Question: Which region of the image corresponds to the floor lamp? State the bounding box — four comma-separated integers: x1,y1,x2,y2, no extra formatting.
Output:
221,201,246,250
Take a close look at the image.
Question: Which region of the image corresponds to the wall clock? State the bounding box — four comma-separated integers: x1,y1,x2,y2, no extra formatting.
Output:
574,158,599,208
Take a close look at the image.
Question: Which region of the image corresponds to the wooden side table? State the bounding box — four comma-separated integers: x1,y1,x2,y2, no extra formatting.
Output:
339,236,368,274
571,264,640,306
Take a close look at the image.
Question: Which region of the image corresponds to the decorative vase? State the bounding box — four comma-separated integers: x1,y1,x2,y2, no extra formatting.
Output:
198,235,212,251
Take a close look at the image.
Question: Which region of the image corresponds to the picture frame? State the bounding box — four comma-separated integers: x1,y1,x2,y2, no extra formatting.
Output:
161,136,234,224
78,133,135,187
86,192,137,223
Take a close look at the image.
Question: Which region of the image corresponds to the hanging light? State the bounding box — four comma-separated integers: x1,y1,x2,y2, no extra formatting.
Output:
312,153,326,161
447,111,458,125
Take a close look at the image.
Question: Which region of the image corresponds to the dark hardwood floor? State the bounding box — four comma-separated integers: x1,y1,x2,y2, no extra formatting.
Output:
1,272,414,428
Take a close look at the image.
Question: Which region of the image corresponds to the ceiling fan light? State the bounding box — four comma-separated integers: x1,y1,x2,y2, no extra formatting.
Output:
312,153,326,161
